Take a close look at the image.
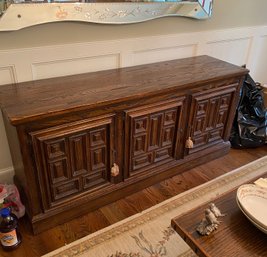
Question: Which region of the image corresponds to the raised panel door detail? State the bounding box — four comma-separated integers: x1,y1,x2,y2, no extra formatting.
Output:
134,117,148,134
45,138,67,160
89,128,106,147
162,127,175,147
148,114,162,151
90,147,106,171
188,86,236,153
82,170,107,190
125,98,186,177
206,97,220,130
209,128,224,142
133,135,147,156
196,101,209,116
69,134,87,177
154,147,172,162
194,116,206,136
132,153,153,171
44,138,71,185
31,115,115,208
52,178,80,201
48,158,69,184
164,110,177,126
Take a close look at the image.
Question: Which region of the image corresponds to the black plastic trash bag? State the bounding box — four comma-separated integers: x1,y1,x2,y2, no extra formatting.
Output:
230,73,267,148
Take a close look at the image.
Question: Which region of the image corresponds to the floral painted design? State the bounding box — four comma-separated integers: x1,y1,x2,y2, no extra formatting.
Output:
107,226,175,257
56,7,68,19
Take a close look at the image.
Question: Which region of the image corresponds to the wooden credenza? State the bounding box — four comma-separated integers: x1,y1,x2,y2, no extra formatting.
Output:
0,56,248,234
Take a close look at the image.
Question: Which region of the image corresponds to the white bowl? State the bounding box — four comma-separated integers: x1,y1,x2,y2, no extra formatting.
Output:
236,197,267,234
236,184,267,231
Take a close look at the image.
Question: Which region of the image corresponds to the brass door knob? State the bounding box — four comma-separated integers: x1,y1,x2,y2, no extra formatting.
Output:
111,163,119,177
185,137,194,148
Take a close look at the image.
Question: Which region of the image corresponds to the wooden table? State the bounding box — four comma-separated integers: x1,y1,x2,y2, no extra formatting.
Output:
171,174,267,257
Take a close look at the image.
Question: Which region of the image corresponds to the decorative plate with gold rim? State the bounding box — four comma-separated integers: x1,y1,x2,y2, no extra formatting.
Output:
236,184,267,232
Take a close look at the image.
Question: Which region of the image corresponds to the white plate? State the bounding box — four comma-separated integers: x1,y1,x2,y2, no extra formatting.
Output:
236,197,267,234
236,184,267,230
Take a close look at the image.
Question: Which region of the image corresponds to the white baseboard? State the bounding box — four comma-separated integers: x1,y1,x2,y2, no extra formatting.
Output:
0,167,14,184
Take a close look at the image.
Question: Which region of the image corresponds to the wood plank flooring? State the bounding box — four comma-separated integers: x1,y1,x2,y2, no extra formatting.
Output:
1,147,266,257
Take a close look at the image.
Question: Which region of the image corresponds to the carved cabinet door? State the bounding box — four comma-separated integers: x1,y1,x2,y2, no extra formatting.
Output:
187,84,238,154
31,114,116,209
124,98,186,179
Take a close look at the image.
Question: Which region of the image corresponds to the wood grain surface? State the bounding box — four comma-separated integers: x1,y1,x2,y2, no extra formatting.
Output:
0,55,248,124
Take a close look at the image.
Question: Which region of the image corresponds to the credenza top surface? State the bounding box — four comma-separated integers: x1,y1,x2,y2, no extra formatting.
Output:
0,55,248,125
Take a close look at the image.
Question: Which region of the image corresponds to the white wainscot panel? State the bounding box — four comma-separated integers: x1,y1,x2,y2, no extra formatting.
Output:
31,54,120,80
132,44,197,66
0,66,16,85
205,38,252,66
251,35,267,84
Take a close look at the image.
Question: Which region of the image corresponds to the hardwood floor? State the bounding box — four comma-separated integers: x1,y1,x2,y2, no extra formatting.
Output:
1,147,266,257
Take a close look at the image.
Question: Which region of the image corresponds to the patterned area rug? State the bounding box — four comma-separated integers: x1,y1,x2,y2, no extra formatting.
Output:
44,156,267,257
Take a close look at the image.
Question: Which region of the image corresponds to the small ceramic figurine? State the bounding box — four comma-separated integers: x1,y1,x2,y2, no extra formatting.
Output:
209,203,226,217
196,203,225,236
196,218,211,235
205,208,220,225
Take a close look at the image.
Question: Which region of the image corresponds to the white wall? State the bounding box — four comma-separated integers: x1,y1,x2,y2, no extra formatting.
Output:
0,0,267,182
